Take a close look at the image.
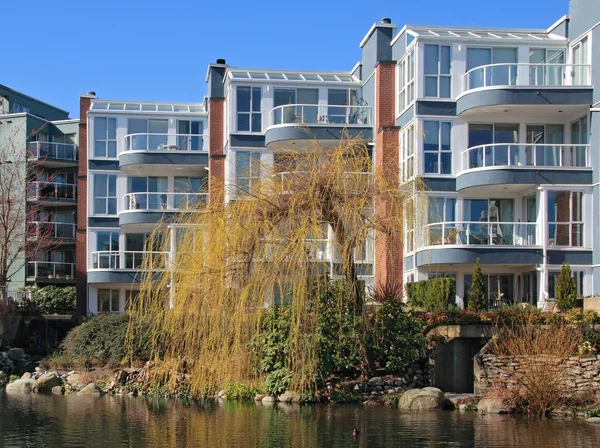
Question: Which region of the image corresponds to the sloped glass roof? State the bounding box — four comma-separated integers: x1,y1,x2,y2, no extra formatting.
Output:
406,26,566,42
90,101,205,113
228,70,360,82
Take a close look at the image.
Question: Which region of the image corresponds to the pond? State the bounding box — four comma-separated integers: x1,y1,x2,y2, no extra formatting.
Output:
1,392,599,447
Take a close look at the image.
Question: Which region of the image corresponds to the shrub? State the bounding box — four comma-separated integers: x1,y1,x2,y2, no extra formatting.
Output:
224,382,262,401
406,278,456,312
556,263,577,311
265,368,292,397
27,286,76,315
468,259,487,311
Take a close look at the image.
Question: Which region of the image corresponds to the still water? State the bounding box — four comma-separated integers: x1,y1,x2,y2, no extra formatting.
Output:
1,391,599,447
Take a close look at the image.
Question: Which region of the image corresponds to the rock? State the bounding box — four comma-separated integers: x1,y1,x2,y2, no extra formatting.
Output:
66,374,82,386
0,371,7,387
478,398,509,414
78,383,104,396
261,395,276,403
52,386,63,395
21,372,32,380
7,348,25,361
278,391,301,402
368,377,384,387
112,370,129,386
585,417,600,424
5,379,34,393
254,394,266,401
33,373,61,393
218,390,226,398
67,370,76,376
445,393,477,406
398,387,446,410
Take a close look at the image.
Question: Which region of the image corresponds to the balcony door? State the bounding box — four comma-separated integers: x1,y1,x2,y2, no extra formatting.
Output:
466,47,517,88
273,88,318,124
127,119,168,150
571,37,589,85
129,177,168,210
529,49,565,86
177,120,204,151
464,199,514,245
525,124,563,166
467,123,518,168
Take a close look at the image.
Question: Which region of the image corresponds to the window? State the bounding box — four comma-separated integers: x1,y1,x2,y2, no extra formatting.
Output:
424,45,451,98
94,117,117,157
548,191,583,247
569,116,588,167
273,88,318,124
400,125,415,182
98,289,119,313
128,177,167,210
175,177,206,208
548,270,584,299
423,121,451,174
177,120,204,151
237,86,262,132
466,47,517,89
235,151,261,194
127,119,168,150
466,123,518,168
424,196,455,246
328,89,357,124
397,49,415,113
571,36,589,85
125,233,165,269
94,174,117,215
95,231,120,269
525,124,564,166
464,274,514,308
529,49,565,86
11,103,30,114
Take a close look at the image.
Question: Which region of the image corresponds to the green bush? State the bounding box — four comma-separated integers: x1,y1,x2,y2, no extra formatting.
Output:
406,278,456,311
58,313,150,366
27,286,76,315
265,368,292,397
224,382,262,401
556,263,577,311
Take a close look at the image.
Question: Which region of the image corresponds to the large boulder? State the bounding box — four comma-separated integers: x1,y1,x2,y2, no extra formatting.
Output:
399,387,446,410
278,391,301,403
78,383,104,396
5,379,34,393
477,398,509,414
7,348,25,361
32,373,61,393
66,374,83,387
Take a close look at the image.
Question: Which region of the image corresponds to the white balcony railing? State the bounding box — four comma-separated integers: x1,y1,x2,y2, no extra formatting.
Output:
462,63,591,93
26,182,77,201
269,104,371,127
419,221,538,249
27,142,77,162
28,221,76,240
123,192,208,211
462,143,591,171
27,261,75,279
123,133,208,152
91,251,170,271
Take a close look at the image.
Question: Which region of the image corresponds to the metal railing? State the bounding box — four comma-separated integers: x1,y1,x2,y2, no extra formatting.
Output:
462,143,591,171
91,251,170,270
123,192,208,211
26,182,77,201
123,133,208,152
269,104,371,126
419,221,538,248
462,63,591,92
27,261,75,279
28,221,76,240
27,142,77,162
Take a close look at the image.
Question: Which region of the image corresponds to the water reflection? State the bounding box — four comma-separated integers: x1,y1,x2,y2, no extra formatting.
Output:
1,392,599,447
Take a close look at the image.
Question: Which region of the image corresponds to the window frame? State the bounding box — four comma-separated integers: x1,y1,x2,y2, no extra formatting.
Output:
93,117,117,158
424,44,452,98
93,173,118,215
397,48,415,115
98,289,120,313
547,190,583,247
422,120,452,175
235,151,262,194
400,123,415,182
237,86,262,132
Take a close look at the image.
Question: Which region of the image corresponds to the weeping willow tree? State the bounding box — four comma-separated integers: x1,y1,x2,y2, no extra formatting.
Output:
127,135,425,397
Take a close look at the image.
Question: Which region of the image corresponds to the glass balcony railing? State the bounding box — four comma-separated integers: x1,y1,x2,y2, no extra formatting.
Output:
28,221,76,241
419,221,538,249
123,192,208,211
91,251,170,271
26,182,77,202
462,63,591,93
269,104,371,127
27,142,77,162
27,261,75,280
123,133,208,152
462,143,591,171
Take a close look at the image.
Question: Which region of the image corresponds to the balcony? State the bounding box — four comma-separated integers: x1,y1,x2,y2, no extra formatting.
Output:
28,221,76,242
415,221,541,268
26,182,77,205
119,192,208,227
457,63,593,117
120,133,209,174
27,142,77,167
457,143,592,191
27,261,75,282
264,104,373,150
88,251,170,284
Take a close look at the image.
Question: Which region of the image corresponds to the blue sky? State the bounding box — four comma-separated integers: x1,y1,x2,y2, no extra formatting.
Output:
4,0,568,117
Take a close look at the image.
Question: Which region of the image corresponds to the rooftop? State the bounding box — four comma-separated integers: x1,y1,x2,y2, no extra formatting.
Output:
90,100,206,114
226,68,360,83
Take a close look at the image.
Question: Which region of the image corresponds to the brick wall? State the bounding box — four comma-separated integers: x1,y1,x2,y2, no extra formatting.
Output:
209,98,225,204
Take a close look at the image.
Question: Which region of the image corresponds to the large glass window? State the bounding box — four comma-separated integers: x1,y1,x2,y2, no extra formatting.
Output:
175,177,206,208
424,196,456,246
571,36,589,85
128,177,168,210
467,123,518,168
127,119,168,150
400,125,415,182
424,45,451,98
95,231,120,269
569,116,589,167
93,174,117,215
525,124,564,166
98,289,119,313
466,47,517,88
548,191,583,247
235,151,261,194
548,270,584,299
397,49,415,113
94,117,117,158
177,120,204,151
529,49,565,86
464,274,514,308
237,86,262,132
273,88,318,124
423,121,451,174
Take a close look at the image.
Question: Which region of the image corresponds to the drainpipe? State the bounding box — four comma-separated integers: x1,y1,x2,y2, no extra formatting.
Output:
539,187,547,308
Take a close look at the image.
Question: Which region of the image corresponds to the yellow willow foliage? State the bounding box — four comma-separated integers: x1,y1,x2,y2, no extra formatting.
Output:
126,136,428,397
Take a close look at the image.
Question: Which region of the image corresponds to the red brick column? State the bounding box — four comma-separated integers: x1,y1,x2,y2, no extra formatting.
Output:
75,94,93,318
209,98,225,204
374,62,402,288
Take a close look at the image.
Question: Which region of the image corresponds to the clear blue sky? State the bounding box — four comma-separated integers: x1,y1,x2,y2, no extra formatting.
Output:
4,0,568,118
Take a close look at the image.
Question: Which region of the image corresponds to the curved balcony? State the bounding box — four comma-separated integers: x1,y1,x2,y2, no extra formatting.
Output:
457,143,591,190
457,63,593,117
119,133,209,173
28,221,75,242
27,142,77,167
27,261,75,283
415,221,541,268
119,192,207,227
264,104,372,150
88,250,169,283
26,181,76,205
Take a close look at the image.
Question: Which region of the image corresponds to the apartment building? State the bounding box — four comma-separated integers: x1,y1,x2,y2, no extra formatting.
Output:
0,85,78,292
77,0,599,314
